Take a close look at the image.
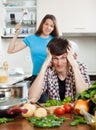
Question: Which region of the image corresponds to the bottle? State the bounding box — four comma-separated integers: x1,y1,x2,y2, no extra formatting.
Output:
0,61,8,83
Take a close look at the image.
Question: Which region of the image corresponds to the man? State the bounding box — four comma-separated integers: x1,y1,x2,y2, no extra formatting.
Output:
28,37,91,102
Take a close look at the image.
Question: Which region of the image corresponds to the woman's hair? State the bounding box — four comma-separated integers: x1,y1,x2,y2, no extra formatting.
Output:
47,37,70,56
35,14,59,36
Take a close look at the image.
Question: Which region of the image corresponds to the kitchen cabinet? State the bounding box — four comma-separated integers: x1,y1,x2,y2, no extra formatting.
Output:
37,0,96,36
1,0,37,38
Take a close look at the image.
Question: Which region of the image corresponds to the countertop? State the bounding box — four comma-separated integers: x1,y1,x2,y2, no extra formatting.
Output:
0,73,31,88
0,114,91,130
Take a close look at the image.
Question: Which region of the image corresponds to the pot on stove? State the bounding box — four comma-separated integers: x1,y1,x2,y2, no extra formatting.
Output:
0,88,12,99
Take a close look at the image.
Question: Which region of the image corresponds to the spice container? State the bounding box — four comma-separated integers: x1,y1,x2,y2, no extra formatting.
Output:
0,69,8,83
0,61,8,83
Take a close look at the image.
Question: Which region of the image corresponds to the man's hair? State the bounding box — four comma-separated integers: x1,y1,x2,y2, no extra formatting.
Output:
47,37,70,56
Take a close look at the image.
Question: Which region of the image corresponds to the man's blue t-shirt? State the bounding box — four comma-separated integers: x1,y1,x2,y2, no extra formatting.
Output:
23,34,53,75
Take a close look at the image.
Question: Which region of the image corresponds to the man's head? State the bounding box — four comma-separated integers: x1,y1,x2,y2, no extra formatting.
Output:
47,37,79,59
47,37,70,73
47,37,79,73
47,37,70,56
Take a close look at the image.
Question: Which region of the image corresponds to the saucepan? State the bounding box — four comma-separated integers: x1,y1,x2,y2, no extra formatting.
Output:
0,97,28,117
0,97,43,117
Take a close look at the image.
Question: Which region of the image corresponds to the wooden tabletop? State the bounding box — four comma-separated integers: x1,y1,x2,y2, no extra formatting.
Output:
0,114,91,130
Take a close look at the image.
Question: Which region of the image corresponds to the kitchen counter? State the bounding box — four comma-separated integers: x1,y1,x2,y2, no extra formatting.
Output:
0,73,31,88
0,114,91,130
0,72,31,99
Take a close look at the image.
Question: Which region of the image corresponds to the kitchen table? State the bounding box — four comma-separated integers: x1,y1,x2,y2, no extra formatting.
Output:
0,114,91,130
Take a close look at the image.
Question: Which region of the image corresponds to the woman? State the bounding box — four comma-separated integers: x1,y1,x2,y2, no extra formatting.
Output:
7,14,59,102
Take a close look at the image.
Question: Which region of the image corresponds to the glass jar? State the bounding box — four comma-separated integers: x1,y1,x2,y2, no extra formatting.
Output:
0,69,8,83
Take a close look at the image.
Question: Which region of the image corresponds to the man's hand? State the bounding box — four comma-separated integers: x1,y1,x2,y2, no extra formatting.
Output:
67,47,77,66
45,48,52,67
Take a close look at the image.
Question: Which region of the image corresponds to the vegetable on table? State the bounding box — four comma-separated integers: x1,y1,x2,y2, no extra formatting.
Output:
27,115,67,128
75,82,96,115
33,108,47,118
21,103,36,117
54,107,65,115
63,103,73,113
45,96,72,107
70,115,87,126
74,99,89,115
0,117,14,124
76,84,96,100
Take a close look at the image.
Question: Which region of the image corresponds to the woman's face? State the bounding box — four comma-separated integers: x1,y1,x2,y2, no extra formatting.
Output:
42,18,54,36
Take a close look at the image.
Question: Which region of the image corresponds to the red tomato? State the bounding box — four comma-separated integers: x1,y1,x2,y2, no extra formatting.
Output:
54,107,65,115
63,103,73,113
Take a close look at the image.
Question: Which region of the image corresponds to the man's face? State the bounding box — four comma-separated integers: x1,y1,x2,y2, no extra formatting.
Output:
52,53,68,73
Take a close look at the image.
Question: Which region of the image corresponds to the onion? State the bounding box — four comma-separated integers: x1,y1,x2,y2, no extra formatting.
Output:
74,99,89,115
21,103,36,117
34,108,47,117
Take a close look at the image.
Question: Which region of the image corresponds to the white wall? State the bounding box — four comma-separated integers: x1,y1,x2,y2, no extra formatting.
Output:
64,36,96,75
37,0,96,35
0,38,32,74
